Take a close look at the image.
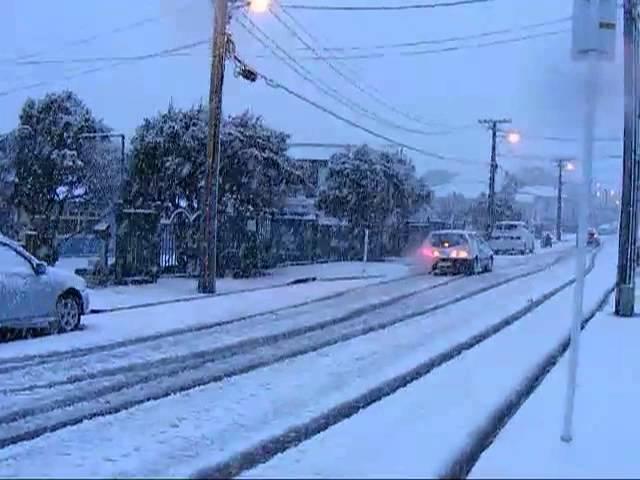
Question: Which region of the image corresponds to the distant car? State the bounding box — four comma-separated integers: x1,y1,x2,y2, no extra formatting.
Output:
597,223,617,236
417,230,494,275
489,221,536,255
0,236,90,333
587,228,601,247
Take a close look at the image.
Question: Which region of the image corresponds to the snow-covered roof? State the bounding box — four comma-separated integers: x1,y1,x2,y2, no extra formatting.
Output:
288,143,348,161
518,185,559,199
515,193,535,204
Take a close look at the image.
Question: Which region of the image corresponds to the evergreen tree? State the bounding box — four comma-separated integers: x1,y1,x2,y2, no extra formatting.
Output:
11,90,112,263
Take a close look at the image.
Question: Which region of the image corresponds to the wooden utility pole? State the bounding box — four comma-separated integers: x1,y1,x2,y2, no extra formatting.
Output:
555,158,574,242
199,0,230,294
479,118,511,236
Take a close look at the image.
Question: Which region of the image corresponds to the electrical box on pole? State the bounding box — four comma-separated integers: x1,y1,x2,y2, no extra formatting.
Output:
572,0,618,62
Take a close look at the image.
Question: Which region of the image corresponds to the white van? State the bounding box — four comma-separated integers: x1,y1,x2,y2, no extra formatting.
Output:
489,221,535,255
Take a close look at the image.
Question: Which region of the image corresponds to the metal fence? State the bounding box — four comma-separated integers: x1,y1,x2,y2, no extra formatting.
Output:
153,208,448,279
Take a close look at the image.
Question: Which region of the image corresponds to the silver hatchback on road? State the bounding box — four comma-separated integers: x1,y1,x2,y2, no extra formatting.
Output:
0,236,90,333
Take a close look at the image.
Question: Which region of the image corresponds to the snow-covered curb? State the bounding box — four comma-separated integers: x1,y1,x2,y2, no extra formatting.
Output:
88,273,388,314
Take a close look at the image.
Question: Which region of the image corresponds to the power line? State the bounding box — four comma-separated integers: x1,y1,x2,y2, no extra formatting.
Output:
251,66,483,166
237,14,448,137
270,4,464,133
291,16,571,52
0,39,209,98
282,29,569,60
10,52,194,67
0,0,199,64
525,134,621,143
280,0,495,11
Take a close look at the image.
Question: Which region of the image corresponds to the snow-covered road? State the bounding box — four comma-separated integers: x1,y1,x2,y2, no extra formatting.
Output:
240,243,614,479
0,246,582,477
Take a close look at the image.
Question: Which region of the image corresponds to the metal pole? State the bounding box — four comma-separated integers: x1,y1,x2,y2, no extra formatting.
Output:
615,0,638,316
199,0,229,294
562,54,598,443
556,159,564,242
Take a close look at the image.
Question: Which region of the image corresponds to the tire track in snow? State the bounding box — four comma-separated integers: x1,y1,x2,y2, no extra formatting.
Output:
191,248,600,479
0,249,575,450
0,271,451,373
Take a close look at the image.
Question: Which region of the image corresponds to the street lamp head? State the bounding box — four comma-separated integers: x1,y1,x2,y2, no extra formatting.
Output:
506,131,521,144
248,0,270,13
565,161,575,171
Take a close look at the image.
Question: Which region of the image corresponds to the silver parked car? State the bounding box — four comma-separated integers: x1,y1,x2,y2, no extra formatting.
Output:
0,236,90,333
416,230,494,275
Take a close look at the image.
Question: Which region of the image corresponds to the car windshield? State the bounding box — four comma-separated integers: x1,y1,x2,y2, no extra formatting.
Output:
428,233,468,248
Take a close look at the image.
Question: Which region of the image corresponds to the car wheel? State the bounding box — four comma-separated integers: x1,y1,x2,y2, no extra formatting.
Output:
482,256,492,273
52,293,82,334
467,257,480,276
488,256,494,272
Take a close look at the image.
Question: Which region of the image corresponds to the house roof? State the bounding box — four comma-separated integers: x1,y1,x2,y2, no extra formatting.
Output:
518,185,560,199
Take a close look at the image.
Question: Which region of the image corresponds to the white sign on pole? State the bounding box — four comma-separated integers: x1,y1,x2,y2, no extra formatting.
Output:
572,0,617,62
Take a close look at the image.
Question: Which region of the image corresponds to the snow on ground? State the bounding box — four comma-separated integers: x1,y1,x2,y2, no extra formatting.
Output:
57,238,574,313
470,293,640,478
244,242,616,478
0,278,375,360
55,259,409,311
0,244,583,477
1,247,570,361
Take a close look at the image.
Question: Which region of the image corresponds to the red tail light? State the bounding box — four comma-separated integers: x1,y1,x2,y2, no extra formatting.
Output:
421,247,440,257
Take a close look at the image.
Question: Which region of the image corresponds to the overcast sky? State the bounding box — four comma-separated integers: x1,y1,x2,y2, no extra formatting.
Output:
0,0,626,193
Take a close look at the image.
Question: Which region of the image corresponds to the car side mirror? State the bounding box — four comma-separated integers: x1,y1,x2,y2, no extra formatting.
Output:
34,261,47,276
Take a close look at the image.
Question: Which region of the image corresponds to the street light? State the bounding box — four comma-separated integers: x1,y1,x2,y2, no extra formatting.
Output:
565,161,575,171
505,131,521,144
248,0,270,13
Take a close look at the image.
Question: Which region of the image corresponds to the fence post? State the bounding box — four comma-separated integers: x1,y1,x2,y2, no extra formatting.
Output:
362,228,369,273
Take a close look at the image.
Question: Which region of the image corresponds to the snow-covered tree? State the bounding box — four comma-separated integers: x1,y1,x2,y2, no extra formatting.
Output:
11,90,112,263
467,193,522,231
0,133,17,238
128,107,293,215
128,103,207,209
317,144,422,228
499,170,520,202
434,192,471,225
219,111,292,216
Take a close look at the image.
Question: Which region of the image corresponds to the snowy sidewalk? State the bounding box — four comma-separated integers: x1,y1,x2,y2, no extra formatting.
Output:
470,293,640,479
54,259,409,312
